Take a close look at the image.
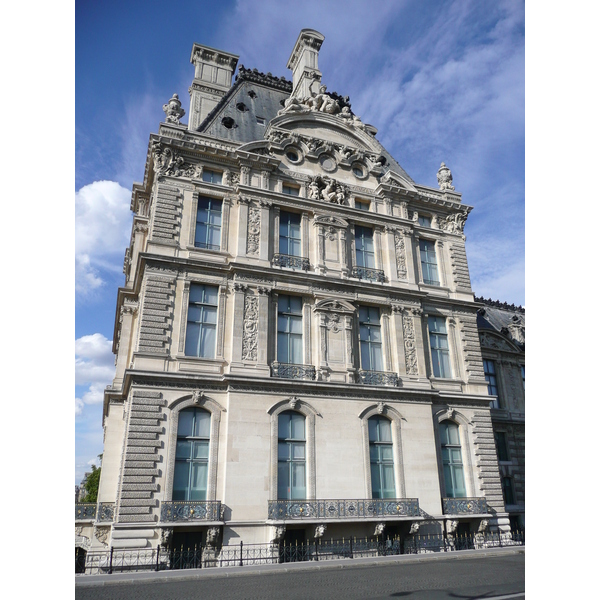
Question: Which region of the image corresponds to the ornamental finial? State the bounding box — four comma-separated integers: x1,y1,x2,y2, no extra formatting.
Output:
163,93,185,125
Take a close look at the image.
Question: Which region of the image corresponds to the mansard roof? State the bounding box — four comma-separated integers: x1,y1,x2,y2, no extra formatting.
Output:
196,65,414,184
476,297,525,351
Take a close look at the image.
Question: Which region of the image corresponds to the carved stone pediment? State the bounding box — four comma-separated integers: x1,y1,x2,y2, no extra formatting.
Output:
313,214,349,229
379,170,417,193
313,298,356,314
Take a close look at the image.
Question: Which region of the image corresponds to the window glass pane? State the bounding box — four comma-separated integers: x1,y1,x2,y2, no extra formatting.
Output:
370,464,382,498
207,227,221,248
372,346,384,371
277,333,289,363
177,410,194,438
203,306,218,325
173,462,190,500
368,418,378,442
288,296,302,313
190,463,208,500
176,440,192,458
292,443,305,460
200,325,216,358
278,463,290,499
278,442,289,461
369,445,379,461
290,335,302,364
382,465,395,494
380,446,393,461
369,327,382,343
193,441,209,459
378,419,392,442
289,238,301,256
278,413,291,439
360,342,371,370
203,286,218,305
194,411,211,437
291,463,306,499
184,323,200,356
291,414,305,440
289,316,302,334
453,466,466,497
448,423,460,445
195,223,208,246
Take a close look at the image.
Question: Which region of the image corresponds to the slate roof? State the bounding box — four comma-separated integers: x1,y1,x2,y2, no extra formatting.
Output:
475,297,525,350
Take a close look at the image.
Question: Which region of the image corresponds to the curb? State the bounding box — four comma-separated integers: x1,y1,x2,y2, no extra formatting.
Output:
76,545,524,587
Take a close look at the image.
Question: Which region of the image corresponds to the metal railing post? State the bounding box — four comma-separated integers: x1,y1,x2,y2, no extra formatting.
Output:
240,541,243,567
350,536,353,559
155,546,160,571
108,546,114,574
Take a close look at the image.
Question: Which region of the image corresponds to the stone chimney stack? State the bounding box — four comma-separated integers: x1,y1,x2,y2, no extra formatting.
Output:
188,43,239,130
286,29,325,100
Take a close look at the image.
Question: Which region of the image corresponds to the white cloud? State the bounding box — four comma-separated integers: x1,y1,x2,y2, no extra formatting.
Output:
75,180,132,295
75,333,114,414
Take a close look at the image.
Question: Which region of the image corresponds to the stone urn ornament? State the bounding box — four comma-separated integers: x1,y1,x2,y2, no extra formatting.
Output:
163,93,185,125
437,162,455,191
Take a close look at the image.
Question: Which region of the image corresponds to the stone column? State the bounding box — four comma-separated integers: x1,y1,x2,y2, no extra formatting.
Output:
447,317,462,380
261,169,270,190
113,301,138,386
270,292,279,364
221,196,232,253
344,314,355,382
257,287,271,366
259,200,271,261
240,165,251,186
413,234,424,284
374,226,384,273
303,297,312,365
302,212,310,260
435,239,448,288
231,283,247,363
382,310,393,372
384,226,397,283
177,280,191,354
236,197,250,257
316,224,326,272
391,305,406,376
189,192,199,247
339,228,349,278
273,206,281,257
415,309,430,377
216,285,227,359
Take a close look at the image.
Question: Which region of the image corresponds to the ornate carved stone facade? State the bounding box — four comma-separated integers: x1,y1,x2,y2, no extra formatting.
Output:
92,29,517,562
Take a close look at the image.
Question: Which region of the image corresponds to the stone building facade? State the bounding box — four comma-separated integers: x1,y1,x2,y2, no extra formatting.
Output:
476,298,525,530
76,30,519,557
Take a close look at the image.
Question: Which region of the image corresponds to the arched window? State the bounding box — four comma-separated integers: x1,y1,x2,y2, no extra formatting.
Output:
277,411,306,500
368,416,395,498
173,407,211,501
440,420,466,498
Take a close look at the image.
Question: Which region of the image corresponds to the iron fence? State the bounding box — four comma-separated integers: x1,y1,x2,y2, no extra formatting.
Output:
75,530,524,575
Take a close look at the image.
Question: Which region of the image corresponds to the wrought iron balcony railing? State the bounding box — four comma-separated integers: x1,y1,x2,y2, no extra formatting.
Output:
358,370,399,387
271,362,317,380
75,503,97,521
97,503,115,522
351,266,386,283
272,253,310,271
268,498,420,520
442,497,488,515
160,501,222,523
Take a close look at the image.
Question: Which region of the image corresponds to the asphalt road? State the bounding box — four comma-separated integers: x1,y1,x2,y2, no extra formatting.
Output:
76,552,525,599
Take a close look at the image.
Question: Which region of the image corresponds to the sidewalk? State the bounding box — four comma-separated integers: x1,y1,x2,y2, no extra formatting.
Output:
76,545,524,587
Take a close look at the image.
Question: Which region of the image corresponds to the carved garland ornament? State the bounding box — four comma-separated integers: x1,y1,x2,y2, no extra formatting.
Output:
402,311,419,375
394,231,408,280
246,206,261,256
241,294,259,361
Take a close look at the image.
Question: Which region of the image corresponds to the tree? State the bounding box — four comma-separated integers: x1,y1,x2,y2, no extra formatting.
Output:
80,465,101,503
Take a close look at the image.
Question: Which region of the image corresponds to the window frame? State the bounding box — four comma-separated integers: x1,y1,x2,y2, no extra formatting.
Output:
201,169,223,185
418,215,432,228
428,316,452,379
282,183,300,196
368,416,396,499
502,476,515,506
419,238,440,285
494,430,510,462
279,211,302,257
483,359,500,409
172,407,211,502
277,294,303,365
194,196,223,251
277,410,307,500
355,225,376,268
439,420,467,499
358,306,384,372
184,284,219,359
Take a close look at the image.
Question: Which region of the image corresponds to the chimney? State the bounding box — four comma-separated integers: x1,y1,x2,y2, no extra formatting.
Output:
188,43,239,130
286,29,325,99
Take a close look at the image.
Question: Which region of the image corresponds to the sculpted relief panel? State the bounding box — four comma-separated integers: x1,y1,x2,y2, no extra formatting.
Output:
241,294,259,361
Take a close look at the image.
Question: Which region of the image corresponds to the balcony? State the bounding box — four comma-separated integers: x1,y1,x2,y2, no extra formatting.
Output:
160,501,222,523
268,498,420,521
271,362,316,381
75,503,97,521
351,266,385,283
97,503,115,522
442,497,488,515
358,370,398,387
272,253,310,271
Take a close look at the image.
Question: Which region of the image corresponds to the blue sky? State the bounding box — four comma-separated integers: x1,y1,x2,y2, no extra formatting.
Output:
75,0,524,484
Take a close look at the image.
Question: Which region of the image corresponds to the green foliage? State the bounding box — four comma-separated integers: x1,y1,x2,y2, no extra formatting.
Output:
80,465,101,503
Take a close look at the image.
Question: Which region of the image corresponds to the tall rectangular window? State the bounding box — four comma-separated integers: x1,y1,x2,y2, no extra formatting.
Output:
282,184,300,196
195,197,222,250
359,306,383,371
202,169,222,184
418,215,432,227
355,226,375,268
185,284,218,358
502,476,515,505
278,411,306,500
279,211,301,257
277,295,303,364
419,239,439,285
428,316,451,378
440,421,466,498
483,359,500,408
369,416,395,499
495,431,510,462
173,408,211,501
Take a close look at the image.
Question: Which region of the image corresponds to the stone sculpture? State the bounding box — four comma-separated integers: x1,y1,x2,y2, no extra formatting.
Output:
162,93,185,125
437,162,455,191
